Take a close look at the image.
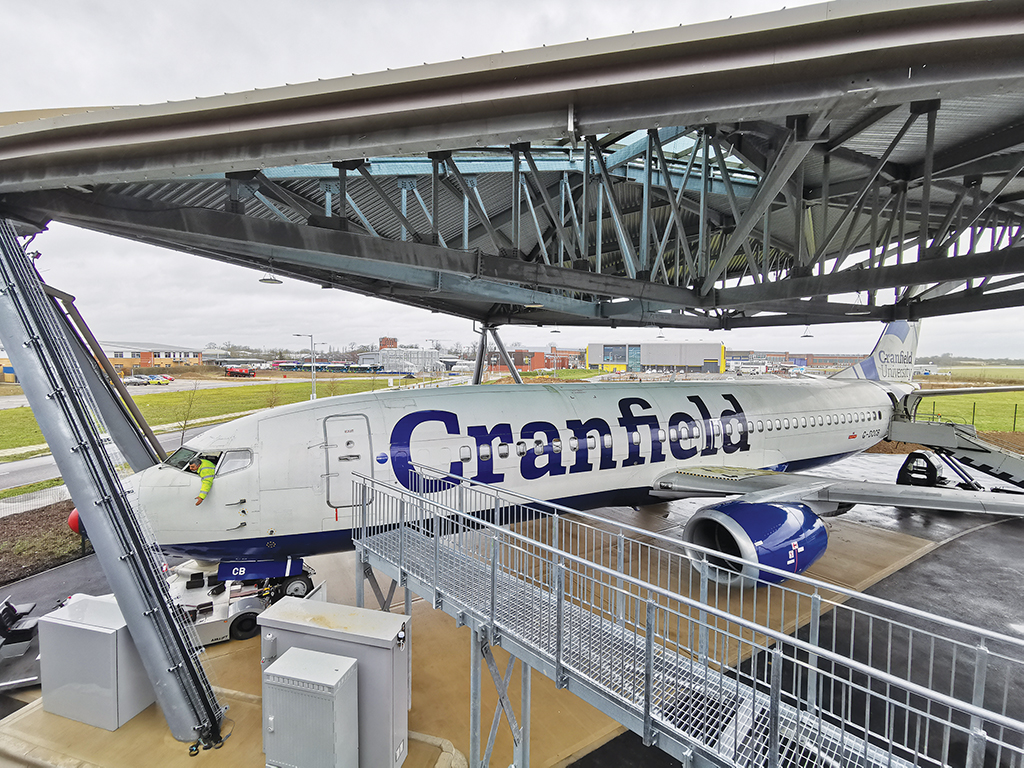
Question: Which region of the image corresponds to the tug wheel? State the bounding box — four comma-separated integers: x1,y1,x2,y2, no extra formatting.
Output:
280,574,314,598
229,612,259,640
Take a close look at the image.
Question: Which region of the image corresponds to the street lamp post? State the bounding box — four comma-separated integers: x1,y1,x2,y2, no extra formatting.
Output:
293,333,316,400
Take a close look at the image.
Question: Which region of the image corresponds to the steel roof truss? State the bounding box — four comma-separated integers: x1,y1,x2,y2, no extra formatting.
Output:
933,152,1024,256
443,159,510,252
355,163,423,243
520,180,551,265
522,146,577,262
711,134,761,281
814,111,920,266
701,130,816,294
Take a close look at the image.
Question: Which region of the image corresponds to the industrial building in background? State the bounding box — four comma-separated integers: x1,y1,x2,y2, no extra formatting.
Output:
358,338,442,373
586,341,725,374
486,345,585,375
0,341,203,382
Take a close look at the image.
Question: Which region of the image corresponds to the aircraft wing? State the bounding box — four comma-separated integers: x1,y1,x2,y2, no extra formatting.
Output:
651,466,1024,517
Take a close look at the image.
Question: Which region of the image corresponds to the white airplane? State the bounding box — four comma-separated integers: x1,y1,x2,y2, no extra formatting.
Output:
126,321,1024,588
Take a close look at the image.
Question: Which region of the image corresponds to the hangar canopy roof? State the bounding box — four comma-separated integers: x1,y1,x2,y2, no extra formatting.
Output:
2,0,1024,331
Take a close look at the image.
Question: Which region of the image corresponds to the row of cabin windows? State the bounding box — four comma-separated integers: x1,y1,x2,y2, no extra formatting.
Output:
457,408,886,462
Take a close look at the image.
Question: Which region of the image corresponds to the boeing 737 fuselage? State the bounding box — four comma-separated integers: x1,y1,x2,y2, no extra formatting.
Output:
124,322,934,586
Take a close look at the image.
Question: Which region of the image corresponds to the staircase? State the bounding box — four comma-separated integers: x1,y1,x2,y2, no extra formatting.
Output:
888,418,1024,488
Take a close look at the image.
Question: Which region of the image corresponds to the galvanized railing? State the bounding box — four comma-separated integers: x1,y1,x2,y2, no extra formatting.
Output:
353,466,1024,767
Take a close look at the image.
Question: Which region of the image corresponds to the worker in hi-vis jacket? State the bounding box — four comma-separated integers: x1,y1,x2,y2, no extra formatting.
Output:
188,456,216,506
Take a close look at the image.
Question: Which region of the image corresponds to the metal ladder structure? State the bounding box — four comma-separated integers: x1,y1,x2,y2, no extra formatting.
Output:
890,417,1024,489
0,220,225,752
353,467,1024,768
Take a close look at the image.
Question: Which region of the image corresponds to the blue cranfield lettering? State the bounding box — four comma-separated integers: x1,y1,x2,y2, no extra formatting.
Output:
391,409,463,489
520,421,567,480
618,397,665,466
389,394,749,490
468,423,513,483
566,417,615,473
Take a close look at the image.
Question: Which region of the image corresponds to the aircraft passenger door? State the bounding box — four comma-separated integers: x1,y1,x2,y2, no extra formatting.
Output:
324,414,374,509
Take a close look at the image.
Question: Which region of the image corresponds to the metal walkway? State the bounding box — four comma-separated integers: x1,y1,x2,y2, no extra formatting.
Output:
354,469,1024,768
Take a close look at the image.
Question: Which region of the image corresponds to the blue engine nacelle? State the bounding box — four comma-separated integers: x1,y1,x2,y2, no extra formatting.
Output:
682,500,828,586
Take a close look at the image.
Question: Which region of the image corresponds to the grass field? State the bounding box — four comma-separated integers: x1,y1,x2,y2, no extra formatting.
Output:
913,390,1024,431
942,366,1024,385
0,378,397,452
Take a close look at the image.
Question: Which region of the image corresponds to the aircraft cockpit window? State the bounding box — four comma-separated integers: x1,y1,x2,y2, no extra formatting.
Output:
165,447,198,470
516,441,527,457
479,444,492,461
217,450,252,475
459,446,472,462
498,443,510,459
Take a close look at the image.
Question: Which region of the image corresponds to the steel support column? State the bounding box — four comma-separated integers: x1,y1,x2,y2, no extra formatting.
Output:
0,219,224,749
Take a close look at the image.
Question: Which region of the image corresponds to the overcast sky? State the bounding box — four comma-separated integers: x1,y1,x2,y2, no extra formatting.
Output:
4,0,1019,359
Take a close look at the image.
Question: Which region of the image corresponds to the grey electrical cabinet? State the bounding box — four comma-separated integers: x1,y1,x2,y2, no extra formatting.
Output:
258,598,409,768
263,647,358,768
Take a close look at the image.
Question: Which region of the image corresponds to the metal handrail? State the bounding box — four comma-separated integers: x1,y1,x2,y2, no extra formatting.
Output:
356,471,1024,736
407,461,1024,652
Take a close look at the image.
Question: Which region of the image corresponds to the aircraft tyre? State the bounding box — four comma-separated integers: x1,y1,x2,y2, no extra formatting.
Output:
281,573,314,598
229,611,259,640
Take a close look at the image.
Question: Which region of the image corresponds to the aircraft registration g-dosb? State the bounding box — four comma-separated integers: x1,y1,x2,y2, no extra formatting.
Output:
128,321,1024,587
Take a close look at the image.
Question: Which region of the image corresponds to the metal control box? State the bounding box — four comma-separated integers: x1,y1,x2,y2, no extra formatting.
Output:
258,598,408,768
38,594,156,730
263,647,358,768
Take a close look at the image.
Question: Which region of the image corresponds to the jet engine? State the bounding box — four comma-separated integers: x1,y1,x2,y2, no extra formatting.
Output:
682,500,828,586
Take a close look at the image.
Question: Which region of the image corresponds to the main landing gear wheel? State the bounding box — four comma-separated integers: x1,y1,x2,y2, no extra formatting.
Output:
280,573,314,598
229,611,259,640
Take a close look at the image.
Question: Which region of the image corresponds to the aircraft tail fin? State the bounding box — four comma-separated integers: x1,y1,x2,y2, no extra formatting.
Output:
831,321,920,383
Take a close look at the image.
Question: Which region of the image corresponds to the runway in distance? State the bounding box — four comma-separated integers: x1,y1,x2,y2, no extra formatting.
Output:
126,321,1024,587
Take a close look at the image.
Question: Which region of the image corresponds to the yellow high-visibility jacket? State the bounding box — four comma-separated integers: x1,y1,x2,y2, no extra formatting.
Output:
196,458,216,500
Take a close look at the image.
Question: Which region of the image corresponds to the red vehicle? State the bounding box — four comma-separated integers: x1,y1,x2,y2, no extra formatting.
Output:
224,366,255,377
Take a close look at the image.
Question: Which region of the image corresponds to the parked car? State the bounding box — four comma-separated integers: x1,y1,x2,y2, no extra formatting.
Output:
144,375,170,385
123,376,148,386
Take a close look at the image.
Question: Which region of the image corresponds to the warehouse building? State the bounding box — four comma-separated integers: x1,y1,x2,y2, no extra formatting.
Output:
100,342,204,372
586,341,725,374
